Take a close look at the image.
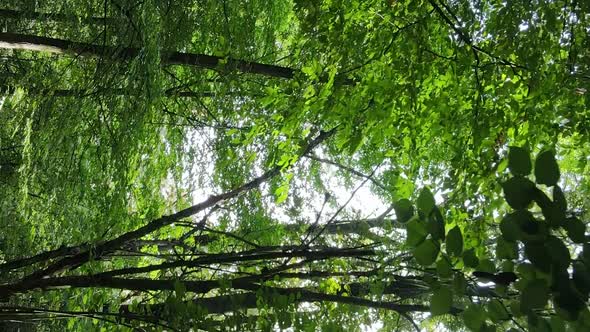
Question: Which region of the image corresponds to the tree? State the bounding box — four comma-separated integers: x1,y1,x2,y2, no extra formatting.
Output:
0,0,589,331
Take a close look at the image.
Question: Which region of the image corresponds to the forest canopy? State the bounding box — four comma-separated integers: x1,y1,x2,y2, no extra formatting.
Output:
0,0,589,331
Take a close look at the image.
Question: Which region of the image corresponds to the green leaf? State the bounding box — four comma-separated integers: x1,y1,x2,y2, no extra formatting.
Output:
552,186,567,213
417,187,435,215
500,211,525,242
508,146,531,176
480,324,498,332
436,258,453,278
520,279,549,312
549,316,566,332
554,287,585,320
463,249,479,268
519,217,548,243
524,243,552,272
496,238,518,260
406,218,428,247
502,176,535,209
509,300,525,318
563,217,586,244
584,244,590,266
534,150,560,186
542,186,566,228
487,299,509,322
174,280,186,299
573,261,590,297
346,132,363,154
462,304,485,331
453,272,467,295
545,236,571,271
393,199,414,223
413,239,440,266
427,207,445,240
476,259,496,274
446,226,463,257
430,287,453,315
528,315,551,332
516,263,537,280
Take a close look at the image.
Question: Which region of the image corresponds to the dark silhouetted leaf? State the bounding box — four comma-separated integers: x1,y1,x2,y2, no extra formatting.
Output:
500,210,535,242
520,279,549,312
502,176,535,209
446,226,463,257
508,146,531,176
563,217,586,244
553,285,585,320
393,199,414,223
545,236,570,271
552,186,567,213
496,238,518,260
524,243,551,272
427,207,445,240
463,249,479,268
573,261,590,298
534,150,560,186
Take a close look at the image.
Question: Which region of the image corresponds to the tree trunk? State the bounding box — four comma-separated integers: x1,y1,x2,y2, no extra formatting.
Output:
0,33,295,79
0,8,117,25
0,33,353,83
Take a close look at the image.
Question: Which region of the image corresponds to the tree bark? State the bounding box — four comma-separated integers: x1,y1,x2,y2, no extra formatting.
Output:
0,33,353,83
0,85,216,98
0,8,117,25
0,33,294,79
122,283,441,317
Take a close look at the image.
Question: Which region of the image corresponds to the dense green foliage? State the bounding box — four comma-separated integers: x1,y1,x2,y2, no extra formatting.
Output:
0,0,589,331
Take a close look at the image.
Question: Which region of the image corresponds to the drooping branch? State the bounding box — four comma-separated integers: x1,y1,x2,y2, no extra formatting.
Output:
17,129,335,282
